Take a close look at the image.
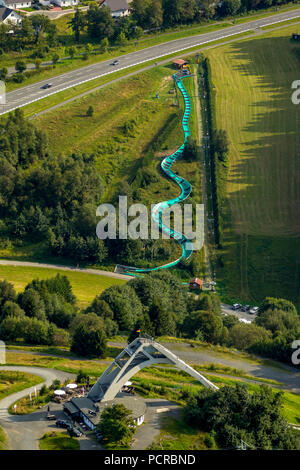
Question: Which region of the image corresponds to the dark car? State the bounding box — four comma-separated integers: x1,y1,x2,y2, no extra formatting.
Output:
111,60,119,66
56,419,71,429
41,83,52,89
241,305,250,312
95,432,103,442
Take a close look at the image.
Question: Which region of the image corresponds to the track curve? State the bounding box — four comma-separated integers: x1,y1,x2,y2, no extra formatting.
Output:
117,72,194,275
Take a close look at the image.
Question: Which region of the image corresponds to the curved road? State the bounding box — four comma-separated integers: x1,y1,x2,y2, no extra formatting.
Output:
0,366,75,450
1,9,300,116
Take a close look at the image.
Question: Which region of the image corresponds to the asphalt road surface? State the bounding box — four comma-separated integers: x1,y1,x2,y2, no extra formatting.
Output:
1,9,300,116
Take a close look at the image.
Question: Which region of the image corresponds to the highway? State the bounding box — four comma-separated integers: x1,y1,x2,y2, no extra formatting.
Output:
1,8,300,116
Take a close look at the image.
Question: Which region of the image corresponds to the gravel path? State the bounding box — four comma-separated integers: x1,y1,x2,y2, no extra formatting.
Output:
0,259,131,280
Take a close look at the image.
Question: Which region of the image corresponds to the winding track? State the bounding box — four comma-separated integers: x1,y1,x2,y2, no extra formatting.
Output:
117,73,194,274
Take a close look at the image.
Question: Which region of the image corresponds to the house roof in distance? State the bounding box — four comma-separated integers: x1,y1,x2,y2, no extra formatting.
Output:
105,0,129,12
0,6,14,21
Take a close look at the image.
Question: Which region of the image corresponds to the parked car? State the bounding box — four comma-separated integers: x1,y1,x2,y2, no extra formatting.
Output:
46,413,56,420
241,305,250,312
249,306,259,315
56,419,71,429
232,303,242,310
41,83,52,89
111,60,119,66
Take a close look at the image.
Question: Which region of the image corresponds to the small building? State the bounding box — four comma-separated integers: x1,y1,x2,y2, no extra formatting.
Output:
63,393,146,430
172,59,188,70
0,6,21,23
189,277,203,290
103,0,129,18
4,0,32,9
51,0,78,7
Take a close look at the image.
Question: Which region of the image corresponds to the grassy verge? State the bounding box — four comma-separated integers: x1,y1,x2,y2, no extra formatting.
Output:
205,24,300,308
0,370,43,400
0,265,126,308
149,413,215,450
9,389,52,415
0,427,9,450
39,431,80,450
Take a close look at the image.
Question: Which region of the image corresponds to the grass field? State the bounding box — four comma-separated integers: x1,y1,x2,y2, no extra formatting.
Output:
39,431,80,450
206,25,300,307
0,265,126,308
149,414,214,450
0,370,43,400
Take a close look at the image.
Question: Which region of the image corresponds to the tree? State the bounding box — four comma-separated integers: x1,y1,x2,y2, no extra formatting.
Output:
162,0,182,26
71,322,107,358
15,61,26,73
219,0,241,16
0,280,17,307
52,53,60,65
145,0,163,29
86,5,115,41
100,285,143,331
213,129,229,155
0,301,25,320
184,383,299,450
115,31,127,46
97,404,136,445
183,310,222,343
86,105,94,117
258,297,297,316
34,59,42,70
148,300,176,336
100,37,109,53
0,67,7,81
18,288,46,321
255,308,300,335
68,7,86,42
68,46,77,59
228,323,271,350
183,136,198,161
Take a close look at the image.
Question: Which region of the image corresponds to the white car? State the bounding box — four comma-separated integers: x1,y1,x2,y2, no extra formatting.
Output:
249,306,259,315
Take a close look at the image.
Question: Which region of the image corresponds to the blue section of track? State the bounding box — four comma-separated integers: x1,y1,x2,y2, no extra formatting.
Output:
118,73,194,275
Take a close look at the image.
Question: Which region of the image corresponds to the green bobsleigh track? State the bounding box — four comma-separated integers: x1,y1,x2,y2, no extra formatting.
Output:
117,72,194,275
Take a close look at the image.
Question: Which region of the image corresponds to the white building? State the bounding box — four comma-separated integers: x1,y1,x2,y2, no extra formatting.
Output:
51,0,78,7
0,6,21,23
4,0,32,9
103,0,129,18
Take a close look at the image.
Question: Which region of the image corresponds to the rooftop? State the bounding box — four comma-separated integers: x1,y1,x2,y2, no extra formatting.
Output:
0,6,13,20
68,393,146,425
104,0,129,12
